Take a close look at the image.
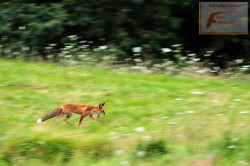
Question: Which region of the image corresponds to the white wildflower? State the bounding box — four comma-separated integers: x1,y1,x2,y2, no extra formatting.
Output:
79,45,89,49
18,26,26,30
240,67,248,72
172,44,182,47
242,65,250,68
237,160,248,166
206,50,214,54
217,113,224,116
204,54,211,57
137,151,146,157
142,135,152,141
179,57,187,61
99,45,108,50
109,132,116,135
196,69,206,74
212,99,220,103
192,91,206,95
186,110,195,114
134,127,145,132
13,52,20,55
115,150,124,156
49,44,57,47
79,40,87,44
173,50,181,53
235,59,244,64
161,48,172,53
212,67,220,71
1,37,8,40
240,111,249,114
232,138,240,142
168,121,177,125
134,58,143,63
131,66,143,70
45,47,52,50
193,58,200,62
78,54,86,58
61,50,69,55
227,145,237,149
121,160,130,166
187,53,196,57
234,99,241,102
5,49,11,53
37,141,46,145
22,47,30,51
64,55,72,58
67,35,77,39
65,45,73,49
111,135,121,139
132,47,142,53
174,98,183,101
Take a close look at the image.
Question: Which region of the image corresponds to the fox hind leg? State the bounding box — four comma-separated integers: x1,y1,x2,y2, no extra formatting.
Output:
64,112,72,125
52,112,65,124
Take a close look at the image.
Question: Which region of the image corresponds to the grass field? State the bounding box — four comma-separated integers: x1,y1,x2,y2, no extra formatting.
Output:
0,59,250,166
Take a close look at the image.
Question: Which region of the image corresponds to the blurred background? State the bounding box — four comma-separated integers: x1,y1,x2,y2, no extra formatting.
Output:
0,0,249,166
0,0,249,71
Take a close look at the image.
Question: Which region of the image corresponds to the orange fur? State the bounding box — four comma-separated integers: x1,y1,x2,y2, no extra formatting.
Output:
37,102,106,126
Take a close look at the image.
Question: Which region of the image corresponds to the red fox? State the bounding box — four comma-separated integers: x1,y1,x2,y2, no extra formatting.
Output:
37,102,106,127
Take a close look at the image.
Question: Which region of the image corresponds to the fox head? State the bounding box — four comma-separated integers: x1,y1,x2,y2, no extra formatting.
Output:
98,102,107,116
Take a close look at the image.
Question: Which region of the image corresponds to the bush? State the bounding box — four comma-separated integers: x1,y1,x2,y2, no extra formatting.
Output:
0,137,113,164
135,140,168,158
210,132,242,160
1,139,74,164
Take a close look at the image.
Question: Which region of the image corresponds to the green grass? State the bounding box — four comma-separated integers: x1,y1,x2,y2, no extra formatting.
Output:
0,59,250,166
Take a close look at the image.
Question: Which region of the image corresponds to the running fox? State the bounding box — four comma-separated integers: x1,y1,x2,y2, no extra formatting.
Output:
37,102,106,126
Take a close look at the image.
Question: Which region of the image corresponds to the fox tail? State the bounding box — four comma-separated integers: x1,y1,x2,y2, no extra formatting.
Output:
37,108,62,123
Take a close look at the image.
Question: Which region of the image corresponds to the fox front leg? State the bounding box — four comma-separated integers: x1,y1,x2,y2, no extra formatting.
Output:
89,115,103,124
97,114,104,124
78,114,87,127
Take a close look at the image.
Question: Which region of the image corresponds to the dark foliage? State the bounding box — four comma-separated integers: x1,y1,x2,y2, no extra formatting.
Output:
0,0,249,67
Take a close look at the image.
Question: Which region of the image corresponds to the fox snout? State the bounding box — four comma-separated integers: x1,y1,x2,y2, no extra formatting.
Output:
103,111,107,116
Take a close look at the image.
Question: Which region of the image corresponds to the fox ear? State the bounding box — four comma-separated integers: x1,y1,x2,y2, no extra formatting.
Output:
99,102,105,108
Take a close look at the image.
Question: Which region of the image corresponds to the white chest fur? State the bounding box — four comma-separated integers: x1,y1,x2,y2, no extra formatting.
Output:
91,111,100,115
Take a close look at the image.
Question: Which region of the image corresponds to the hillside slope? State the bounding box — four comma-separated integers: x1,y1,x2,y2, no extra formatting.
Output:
0,59,250,166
